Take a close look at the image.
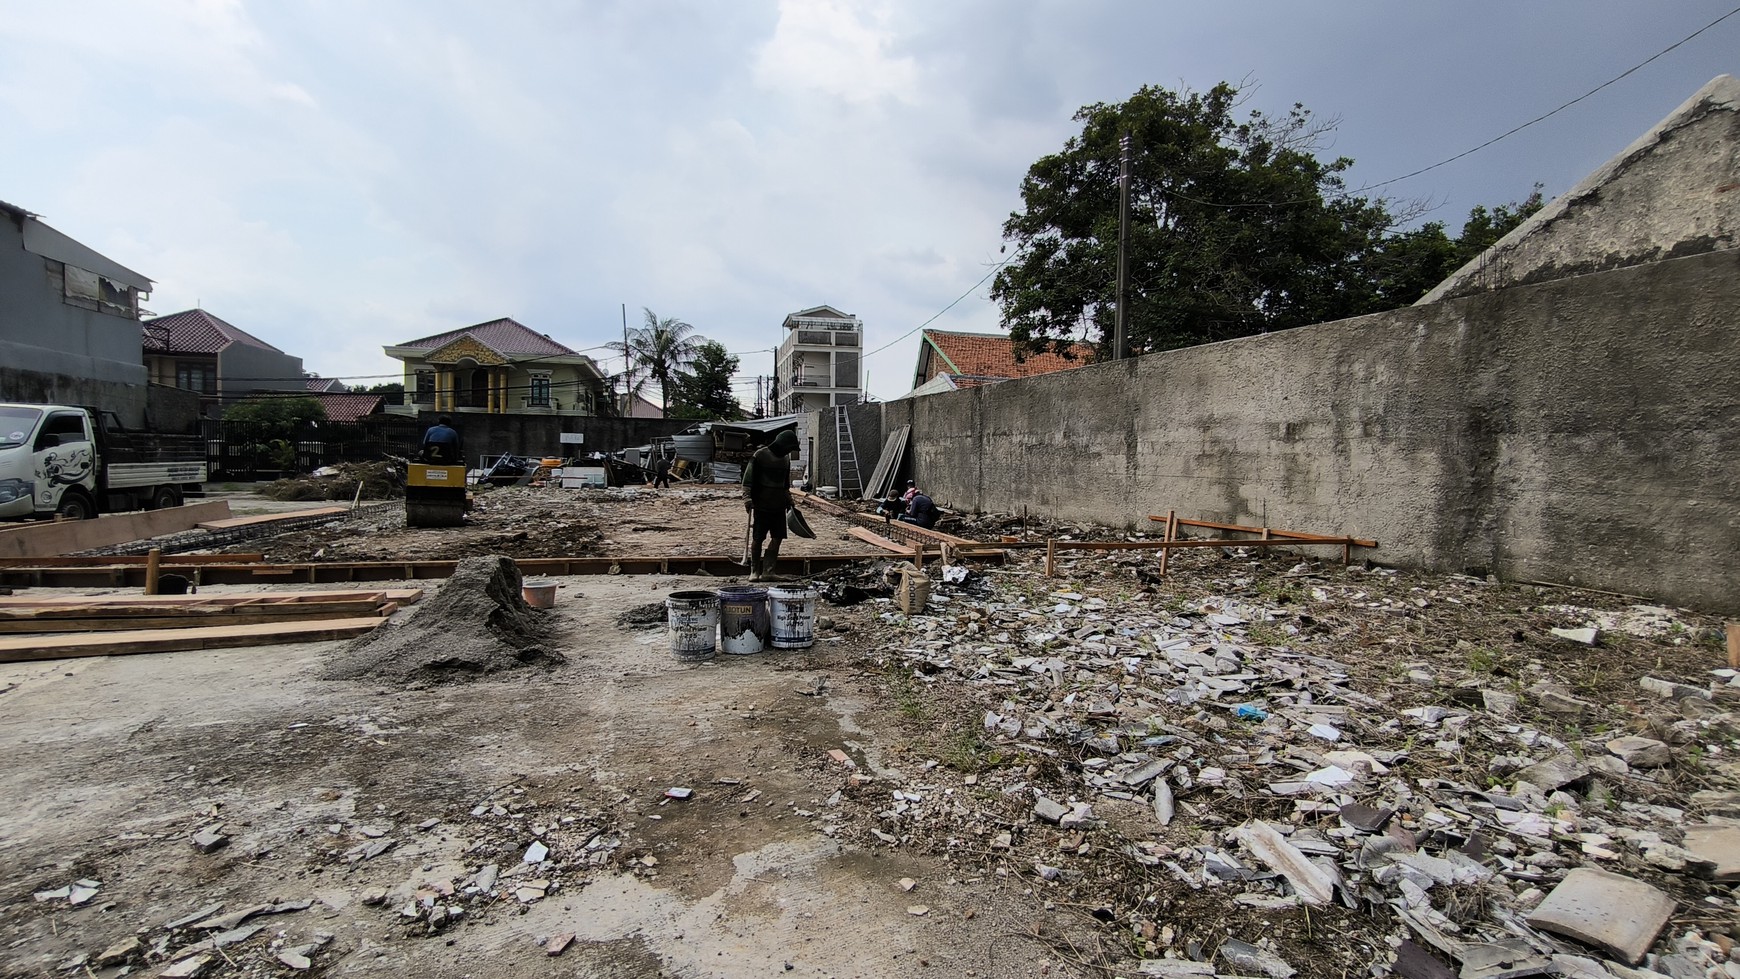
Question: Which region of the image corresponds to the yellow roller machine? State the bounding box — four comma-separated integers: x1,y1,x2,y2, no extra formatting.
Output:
405,463,467,527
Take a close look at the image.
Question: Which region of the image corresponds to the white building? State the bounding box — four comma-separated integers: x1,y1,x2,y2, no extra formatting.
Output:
774,305,862,414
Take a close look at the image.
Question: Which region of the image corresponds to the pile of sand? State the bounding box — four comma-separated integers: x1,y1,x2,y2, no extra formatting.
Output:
322,555,564,682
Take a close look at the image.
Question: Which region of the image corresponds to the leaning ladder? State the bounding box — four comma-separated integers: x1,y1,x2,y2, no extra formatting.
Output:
833,404,862,498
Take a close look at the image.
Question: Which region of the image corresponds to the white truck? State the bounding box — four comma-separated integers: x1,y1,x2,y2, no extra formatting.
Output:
0,403,207,520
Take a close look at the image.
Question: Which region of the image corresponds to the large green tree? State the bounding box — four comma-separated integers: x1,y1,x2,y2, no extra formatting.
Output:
609,308,702,417
223,395,326,426
992,81,1541,355
670,340,744,420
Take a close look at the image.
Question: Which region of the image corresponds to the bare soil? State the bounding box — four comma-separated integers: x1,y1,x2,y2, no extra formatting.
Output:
258,486,872,564
0,573,1078,979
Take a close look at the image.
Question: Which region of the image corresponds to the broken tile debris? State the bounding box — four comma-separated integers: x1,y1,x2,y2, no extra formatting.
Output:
875,556,1734,975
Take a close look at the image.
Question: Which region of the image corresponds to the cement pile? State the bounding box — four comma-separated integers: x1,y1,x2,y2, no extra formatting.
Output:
322,554,562,682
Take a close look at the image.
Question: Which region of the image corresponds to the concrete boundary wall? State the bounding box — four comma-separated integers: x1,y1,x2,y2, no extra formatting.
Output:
841,249,1739,612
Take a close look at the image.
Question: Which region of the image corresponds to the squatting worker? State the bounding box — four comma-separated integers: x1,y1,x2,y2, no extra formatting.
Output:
900,489,940,530
420,415,461,464
741,429,800,581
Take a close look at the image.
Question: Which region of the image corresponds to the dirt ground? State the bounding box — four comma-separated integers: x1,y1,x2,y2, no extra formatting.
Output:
6,489,1739,979
0,573,1076,979
257,486,874,563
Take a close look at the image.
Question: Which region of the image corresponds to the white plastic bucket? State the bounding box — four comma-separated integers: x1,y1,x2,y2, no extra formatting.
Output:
768,584,818,650
665,591,718,661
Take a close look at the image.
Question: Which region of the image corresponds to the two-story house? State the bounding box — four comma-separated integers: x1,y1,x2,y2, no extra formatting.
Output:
141,309,307,418
774,305,863,415
383,318,609,416
0,199,154,424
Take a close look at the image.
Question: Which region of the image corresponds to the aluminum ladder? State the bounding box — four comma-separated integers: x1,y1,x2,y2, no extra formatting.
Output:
833,404,862,498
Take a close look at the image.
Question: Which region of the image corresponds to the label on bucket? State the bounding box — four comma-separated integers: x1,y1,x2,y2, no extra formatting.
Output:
666,592,718,661
768,585,817,650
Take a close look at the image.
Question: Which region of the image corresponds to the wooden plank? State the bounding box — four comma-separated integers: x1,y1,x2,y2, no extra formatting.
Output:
848,527,916,556
1728,623,1740,670
0,598,386,623
0,553,265,567
1147,514,1378,549
1046,538,1353,552
0,555,899,587
0,588,421,608
195,506,349,531
0,501,233,559
859,425,910,501
0,604,392,633
0,616,388,662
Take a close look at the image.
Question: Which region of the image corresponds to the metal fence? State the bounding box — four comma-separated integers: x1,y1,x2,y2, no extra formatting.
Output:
199,416,425,479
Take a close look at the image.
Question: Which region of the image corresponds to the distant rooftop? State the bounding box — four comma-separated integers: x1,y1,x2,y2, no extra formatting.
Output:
143,309,284,355
393,317,580,357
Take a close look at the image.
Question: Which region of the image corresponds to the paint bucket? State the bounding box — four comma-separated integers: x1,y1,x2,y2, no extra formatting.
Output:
716,586,770,655
768,584,819,650
665,590,718,662
521,579,558,609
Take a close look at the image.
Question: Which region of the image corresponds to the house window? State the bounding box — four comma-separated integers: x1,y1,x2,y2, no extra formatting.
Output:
63,264,136,316
528,374,551,407
175,361,215,395
414,370,435,404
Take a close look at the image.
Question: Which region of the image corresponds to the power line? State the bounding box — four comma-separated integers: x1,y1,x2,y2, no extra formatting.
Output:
1150,4,1740,210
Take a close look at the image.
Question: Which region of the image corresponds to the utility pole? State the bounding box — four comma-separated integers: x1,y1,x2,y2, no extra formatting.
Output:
620,303,631,414
1113,133,1131,361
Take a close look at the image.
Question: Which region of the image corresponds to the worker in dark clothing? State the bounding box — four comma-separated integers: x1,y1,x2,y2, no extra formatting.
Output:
420,415,461,464
741,429,800,581
899,490,940,530
875,490,904,522
651,452,673,489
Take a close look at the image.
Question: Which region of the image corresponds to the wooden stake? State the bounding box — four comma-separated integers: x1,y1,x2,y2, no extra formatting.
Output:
144,548,162,596
1158,509,1175,577
1045,539,1056,578
1727,622,1739,670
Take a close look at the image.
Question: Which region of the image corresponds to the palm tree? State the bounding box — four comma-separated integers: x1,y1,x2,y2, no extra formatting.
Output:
609,308,702,417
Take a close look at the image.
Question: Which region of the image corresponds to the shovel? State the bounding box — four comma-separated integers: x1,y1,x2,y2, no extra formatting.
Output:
734,511,751,566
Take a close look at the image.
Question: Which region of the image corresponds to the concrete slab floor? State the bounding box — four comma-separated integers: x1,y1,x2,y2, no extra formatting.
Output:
0,575,1071,979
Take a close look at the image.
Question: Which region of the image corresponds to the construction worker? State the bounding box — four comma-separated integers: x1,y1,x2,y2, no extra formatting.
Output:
899,488,940,529
420,415,461,464
742,429,800,581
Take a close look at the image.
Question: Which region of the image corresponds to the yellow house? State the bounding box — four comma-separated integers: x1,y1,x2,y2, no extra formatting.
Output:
382,318,608,416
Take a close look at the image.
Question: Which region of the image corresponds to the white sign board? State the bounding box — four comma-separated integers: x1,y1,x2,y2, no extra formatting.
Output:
558,432,584,444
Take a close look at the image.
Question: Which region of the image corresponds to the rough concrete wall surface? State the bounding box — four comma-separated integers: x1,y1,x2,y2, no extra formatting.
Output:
1424,74,1740,302
868,249,1739,612
145,383,203,434
0,366,148,427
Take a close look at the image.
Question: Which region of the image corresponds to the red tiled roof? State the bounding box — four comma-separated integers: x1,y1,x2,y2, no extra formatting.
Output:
395,318,579,357
305,377,347,393
142,309,285,355
920,330,1093,384
310,392,383,423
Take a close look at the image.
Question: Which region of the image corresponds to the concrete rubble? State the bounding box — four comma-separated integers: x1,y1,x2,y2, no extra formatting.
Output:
849,547,1740,978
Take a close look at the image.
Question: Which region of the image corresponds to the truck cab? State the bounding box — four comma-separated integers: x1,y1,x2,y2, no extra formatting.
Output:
0,403,206,520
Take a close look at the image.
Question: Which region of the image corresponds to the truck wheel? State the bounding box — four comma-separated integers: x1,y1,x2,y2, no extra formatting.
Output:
56,491,95,520
151,486,182,510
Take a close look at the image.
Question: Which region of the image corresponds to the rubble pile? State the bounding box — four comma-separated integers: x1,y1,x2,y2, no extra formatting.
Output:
321,554,563,683
828,550,1740,978
259,461,404,501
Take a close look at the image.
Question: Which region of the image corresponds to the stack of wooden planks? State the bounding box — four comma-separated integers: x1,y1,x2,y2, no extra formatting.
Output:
0,588,422,662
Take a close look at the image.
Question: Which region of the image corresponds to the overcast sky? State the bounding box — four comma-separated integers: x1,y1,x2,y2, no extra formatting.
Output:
2,1,1734,403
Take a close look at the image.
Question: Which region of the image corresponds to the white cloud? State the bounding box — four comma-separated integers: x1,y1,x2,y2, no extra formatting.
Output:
754,0,919,105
